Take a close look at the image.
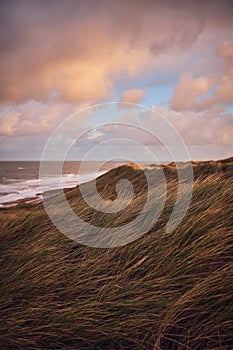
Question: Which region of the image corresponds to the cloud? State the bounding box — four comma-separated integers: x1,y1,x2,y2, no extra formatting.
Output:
1,103,232,160
1,1,233,160
204,41,233,106
204,74,233,107
1,0,232,104
216,40,233,68
0,101,86,136
170,41,233,111
170,72,216,111
151,106,233,147
119,89,144,104
73,105,233,149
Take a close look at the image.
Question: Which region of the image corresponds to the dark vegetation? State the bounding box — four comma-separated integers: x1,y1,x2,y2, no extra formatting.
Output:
0,158,232,349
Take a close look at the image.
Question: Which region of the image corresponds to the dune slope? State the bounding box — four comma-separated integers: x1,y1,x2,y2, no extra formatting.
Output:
0,160,233,349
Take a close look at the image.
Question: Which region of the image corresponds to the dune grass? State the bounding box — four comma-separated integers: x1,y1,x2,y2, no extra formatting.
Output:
0,162,232,349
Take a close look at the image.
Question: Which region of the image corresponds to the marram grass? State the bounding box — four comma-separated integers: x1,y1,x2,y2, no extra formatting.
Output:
0,163,232,349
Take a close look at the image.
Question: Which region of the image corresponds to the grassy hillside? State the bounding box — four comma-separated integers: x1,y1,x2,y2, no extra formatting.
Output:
0,159,233,349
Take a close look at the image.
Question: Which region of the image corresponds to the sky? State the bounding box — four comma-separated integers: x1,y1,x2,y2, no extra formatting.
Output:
0,0,233,161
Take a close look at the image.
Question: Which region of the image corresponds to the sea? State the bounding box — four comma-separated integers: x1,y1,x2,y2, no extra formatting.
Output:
0,161,120,208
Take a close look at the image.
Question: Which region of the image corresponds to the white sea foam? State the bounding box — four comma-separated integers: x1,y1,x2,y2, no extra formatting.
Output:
0,171,107,206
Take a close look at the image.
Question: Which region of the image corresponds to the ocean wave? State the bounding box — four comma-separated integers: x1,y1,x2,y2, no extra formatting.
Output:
0,171,107,206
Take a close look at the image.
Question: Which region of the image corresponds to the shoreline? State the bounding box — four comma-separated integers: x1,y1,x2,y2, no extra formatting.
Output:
0,196,42,209
1,157,232,209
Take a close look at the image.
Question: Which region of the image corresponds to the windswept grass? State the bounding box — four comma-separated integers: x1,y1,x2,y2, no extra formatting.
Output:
0,161,232,349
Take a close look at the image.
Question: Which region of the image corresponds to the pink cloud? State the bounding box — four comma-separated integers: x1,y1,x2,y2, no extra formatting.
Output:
119,89,144,104
170,72,216,111
170,41,233,111
1,0,232,104
150,106,233,147
0,101,84,136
